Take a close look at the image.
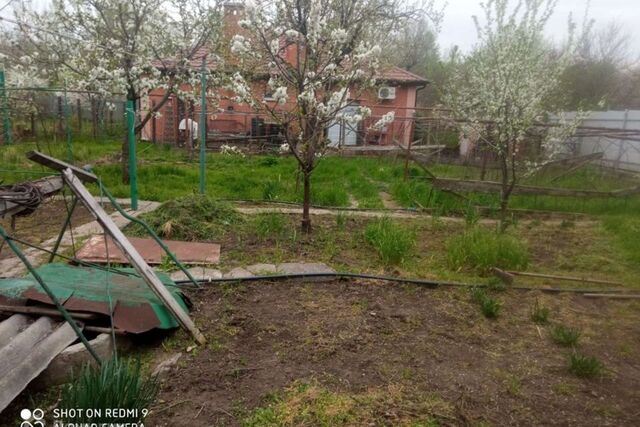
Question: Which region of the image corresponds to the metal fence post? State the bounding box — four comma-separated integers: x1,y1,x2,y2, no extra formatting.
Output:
63,80,73,162
0,70,11,144
199,56,207,194
127,100,138,210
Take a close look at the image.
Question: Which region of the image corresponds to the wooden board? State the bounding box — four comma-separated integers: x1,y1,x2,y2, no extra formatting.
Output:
0,320,77,412
62,168,206,345
26,151,99,183
75,235,220,265
0,175,64,218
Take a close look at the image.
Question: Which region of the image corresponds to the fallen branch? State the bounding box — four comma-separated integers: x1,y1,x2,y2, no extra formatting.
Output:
492,268,625,286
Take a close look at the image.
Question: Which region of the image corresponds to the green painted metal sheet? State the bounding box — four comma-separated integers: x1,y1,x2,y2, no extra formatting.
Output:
0,263,189,332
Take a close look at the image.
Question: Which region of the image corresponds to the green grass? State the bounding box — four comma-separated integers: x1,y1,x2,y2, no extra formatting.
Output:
550,325,581,347
602,215,640,266
58,358,158,423
446,227,529,274
252,213,289,242
364,217,415,266
568,353,604,379
3,139,640,217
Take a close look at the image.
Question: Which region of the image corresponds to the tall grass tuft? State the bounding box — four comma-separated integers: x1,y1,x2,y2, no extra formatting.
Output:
252,213,288,241
58,358,159,423
550,325,580,347
569,353,604,379
365,217,415,266
446,226,529,274
530,299,550,324
469,287,502,318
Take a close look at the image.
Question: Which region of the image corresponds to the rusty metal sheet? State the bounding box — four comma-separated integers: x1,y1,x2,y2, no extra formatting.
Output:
75,235,220,265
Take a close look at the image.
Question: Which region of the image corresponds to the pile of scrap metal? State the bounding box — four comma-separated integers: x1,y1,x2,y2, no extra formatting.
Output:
0,152,214,412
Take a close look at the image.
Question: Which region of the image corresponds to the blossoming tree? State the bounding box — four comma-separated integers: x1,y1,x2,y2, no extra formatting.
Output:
229,0,438,232
11,0,221,182
444,0,581,229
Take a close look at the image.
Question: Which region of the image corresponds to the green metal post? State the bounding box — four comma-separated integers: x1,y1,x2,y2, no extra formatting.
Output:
63,80,73,162
0,70,12,145
199,56,207,194
0,225,102,365
127,100,138,210
48,197,78,263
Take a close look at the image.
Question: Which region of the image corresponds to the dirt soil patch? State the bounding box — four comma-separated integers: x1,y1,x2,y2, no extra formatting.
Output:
0,199,104,260
147,280,640,426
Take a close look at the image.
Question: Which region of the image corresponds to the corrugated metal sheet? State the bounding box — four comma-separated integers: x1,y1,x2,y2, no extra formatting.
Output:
0,263,190,333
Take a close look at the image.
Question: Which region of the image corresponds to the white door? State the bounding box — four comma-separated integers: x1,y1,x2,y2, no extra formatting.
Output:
328,106,359,147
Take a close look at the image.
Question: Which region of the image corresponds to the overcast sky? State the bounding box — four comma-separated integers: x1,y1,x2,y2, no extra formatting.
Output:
439,0,640,57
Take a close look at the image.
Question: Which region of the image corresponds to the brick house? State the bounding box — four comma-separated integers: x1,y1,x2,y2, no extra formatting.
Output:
141,3,428,148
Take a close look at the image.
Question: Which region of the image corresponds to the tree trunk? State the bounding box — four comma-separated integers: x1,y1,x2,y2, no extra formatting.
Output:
499,154,510,232
301,170,312,233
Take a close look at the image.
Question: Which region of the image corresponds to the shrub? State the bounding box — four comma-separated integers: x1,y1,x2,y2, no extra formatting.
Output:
58,358,158,423
128,195,241,241
550,325,580,347
530,299,550,324
364,217,415,266
446,227,529,274
569,353,604,378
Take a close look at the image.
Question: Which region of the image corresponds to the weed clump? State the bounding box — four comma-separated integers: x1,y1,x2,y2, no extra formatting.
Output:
569,353,604,378
470,287,502,318
530,299,550,324
58,358,158,424
129,194,241,241
550,325,580,347
446,227,529,274
365,217,415,266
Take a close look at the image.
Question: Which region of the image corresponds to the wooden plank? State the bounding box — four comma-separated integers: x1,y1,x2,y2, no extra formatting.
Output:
0,320,77,412
504,271,624,286
432,177,640,198
0,317,54,378
0,176,64,217
26,151,99,183
62,168,206,345
75,235,220,265
583,293,640,300
0,314,29,347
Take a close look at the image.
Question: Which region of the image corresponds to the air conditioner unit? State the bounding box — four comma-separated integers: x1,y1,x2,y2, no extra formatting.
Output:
378,86,396,100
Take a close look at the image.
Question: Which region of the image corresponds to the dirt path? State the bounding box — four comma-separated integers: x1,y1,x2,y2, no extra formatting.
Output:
379,191,401,209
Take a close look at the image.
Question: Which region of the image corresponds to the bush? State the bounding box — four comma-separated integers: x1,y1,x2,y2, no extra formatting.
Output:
550,325,580,347
569,353,604,378
58,358,158,423
128,194,241,241
365,217,415,266
446,227,529,274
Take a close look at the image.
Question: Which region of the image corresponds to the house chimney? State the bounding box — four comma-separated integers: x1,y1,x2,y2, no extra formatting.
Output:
223,1,245,42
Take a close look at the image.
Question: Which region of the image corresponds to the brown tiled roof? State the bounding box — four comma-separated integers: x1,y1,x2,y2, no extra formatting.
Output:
154,48,428,86
379,66,429,85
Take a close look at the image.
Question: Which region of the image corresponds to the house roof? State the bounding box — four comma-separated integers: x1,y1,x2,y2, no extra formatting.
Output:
154,47,428,85
379,66,429,85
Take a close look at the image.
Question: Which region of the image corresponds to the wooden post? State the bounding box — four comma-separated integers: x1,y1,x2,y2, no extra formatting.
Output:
91,98,98,139
62,168,206,345
57,96,63,137
30,112,36,138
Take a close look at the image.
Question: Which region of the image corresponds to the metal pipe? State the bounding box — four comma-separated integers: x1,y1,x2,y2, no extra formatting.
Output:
48,196,78,263
173,271,633,295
